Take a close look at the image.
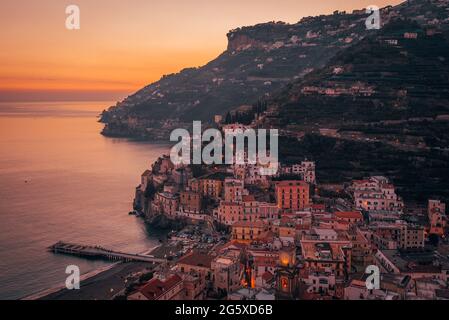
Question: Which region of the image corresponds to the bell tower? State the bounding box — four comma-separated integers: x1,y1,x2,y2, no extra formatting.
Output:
275,245,299,299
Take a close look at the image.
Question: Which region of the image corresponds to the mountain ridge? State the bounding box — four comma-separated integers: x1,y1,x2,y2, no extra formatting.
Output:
266,15,449,205
100,4,383,139
100,0,449,141
99,0,449,204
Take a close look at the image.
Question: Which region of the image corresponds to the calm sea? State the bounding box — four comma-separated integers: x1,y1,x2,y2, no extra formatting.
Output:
0,101,169,300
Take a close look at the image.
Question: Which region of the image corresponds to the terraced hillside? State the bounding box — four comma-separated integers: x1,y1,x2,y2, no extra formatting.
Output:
100,8,376,138
269,19,449,204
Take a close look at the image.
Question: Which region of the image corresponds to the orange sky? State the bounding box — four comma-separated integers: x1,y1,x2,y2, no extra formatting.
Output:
0,0,403,101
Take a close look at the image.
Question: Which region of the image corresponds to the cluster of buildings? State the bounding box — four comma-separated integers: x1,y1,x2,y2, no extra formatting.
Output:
129,152,449,300
300,83,375,97
105,0,449,301
352,176,404,215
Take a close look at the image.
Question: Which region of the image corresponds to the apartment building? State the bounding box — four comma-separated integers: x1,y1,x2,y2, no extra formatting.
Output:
275,180,310,211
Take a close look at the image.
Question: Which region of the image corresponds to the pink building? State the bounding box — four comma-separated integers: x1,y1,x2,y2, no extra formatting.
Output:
154,192,180,217
428,200,447,236
353,177,403,213
224,178,244,202
215,201,244,225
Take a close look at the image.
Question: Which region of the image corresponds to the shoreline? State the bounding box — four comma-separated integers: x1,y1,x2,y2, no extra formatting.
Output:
21,263,121,301
22,244,163,301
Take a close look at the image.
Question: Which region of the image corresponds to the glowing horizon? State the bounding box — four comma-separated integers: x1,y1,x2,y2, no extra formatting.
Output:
0,0,403,101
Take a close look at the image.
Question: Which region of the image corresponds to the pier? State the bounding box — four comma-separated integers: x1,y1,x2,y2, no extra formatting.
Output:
48,241,166,264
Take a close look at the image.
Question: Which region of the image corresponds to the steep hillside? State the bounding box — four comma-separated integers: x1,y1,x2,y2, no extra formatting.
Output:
101,0,449,140
98,0,449,203
267,17,449,204
274,19,449,133
100,8,375,139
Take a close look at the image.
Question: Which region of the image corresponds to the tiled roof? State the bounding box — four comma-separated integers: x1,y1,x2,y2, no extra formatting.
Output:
242,195,256,202
335,211,363,220
177,252,214,269
275,180,308,187
232,220,265,228
138,274,182,300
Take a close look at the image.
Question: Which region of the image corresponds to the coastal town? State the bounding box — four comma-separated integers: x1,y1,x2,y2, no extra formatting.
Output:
14,0,447,303
4,0,449,313
118,118,449,301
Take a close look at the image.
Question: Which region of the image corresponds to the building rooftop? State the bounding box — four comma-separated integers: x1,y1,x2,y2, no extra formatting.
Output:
201,171,233,181
232,220,266,229
157,191,180,200
177,252,214,269
275,180,309,187
135,274,182,300
380,274,412,288
335,211,363,220
242,195,256,202
312,228,338,238
380,249,449,273
214,257,235,266
301,239,351,261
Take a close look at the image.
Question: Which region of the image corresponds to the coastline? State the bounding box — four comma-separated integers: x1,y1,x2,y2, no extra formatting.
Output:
21,153,182,301
21,263,121,300
23,245,163,301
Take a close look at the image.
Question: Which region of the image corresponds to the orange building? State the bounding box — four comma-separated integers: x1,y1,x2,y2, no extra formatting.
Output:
232,220,269,243
153,192,180,217
300,240,352,279
177,252,214,281
335,211,364,225
202,178,223,199
128,274,184,300
275,180,310,211
428,200,446,236
188,178,201,193
215,201,244,225
224,178,244,202
180,191,203,214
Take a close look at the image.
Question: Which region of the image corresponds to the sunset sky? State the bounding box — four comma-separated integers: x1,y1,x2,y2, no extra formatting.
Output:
0,0,403,101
